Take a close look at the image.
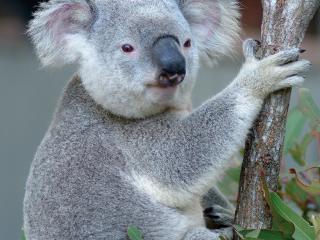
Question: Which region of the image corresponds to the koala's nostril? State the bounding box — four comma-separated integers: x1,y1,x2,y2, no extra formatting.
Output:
160,52,186,77
162,65,186,77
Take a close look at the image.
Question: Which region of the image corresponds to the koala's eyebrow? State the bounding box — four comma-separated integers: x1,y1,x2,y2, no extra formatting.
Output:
153,34,180,46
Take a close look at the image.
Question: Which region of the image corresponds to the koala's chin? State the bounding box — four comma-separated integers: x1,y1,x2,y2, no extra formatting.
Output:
146,85,178,100
107,87,190,119
143,90,182,114
81,79,182,119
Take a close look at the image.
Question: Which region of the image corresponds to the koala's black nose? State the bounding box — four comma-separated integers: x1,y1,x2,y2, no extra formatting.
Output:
152,36,186,87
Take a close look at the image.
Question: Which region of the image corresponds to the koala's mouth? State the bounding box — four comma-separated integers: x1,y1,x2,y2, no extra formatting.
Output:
159,73,185,87
147,73,185,89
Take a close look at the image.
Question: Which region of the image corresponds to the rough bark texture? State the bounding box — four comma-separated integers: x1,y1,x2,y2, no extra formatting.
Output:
234,0,320,233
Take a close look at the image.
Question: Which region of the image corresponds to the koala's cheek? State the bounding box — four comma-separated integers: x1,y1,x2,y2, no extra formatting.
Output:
126,50,140,59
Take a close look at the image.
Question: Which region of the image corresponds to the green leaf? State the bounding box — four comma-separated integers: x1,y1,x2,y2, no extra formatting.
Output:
128,226,143,240
269,192,315,239
298,88,320,131
243,238,263,240
233,225,252,239
285,108,306,154
261,177,295,238
255,230,293,239
234,225,293,240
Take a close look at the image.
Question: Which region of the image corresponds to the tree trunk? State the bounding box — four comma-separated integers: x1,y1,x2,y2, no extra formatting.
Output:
234,0,320,234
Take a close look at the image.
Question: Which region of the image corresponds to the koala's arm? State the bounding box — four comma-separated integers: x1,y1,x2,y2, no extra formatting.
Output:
143,40,310,200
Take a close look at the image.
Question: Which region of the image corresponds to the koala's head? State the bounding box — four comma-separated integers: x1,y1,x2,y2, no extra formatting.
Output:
29,0,240,118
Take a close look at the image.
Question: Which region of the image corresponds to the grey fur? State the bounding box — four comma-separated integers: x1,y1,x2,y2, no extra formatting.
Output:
24,0,310,239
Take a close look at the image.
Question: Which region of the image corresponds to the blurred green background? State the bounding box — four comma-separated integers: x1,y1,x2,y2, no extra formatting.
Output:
0,1,319,239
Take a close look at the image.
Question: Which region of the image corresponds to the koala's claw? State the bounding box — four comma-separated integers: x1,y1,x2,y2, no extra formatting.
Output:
204,204,234,226
254,39,261,46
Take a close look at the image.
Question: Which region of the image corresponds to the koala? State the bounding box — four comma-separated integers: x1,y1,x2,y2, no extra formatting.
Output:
23,0,311,239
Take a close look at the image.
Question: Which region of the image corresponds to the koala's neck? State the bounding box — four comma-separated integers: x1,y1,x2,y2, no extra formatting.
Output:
54,76,121,129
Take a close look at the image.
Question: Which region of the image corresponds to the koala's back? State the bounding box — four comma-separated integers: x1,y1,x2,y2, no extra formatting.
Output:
23,78,192,240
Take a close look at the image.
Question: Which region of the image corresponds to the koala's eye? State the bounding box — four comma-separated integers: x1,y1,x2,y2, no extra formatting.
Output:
121,44,135,53
184,39,192,48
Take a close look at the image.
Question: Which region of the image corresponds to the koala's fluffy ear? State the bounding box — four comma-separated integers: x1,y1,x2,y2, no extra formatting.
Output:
178,0,240,65
28,0,95,66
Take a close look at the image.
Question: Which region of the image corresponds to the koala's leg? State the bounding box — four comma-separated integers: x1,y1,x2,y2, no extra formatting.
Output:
202,186,235,226
183,227,233,240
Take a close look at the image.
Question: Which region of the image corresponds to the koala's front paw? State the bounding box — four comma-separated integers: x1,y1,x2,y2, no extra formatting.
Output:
237,39,311,99
204,204,234,227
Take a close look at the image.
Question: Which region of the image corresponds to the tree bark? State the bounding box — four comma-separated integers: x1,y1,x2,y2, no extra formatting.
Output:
234,0,320,234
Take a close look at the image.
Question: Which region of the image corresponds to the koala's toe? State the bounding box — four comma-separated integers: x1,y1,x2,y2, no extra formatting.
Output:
264,48,301,66
274,76,305,91
281,59,311,76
